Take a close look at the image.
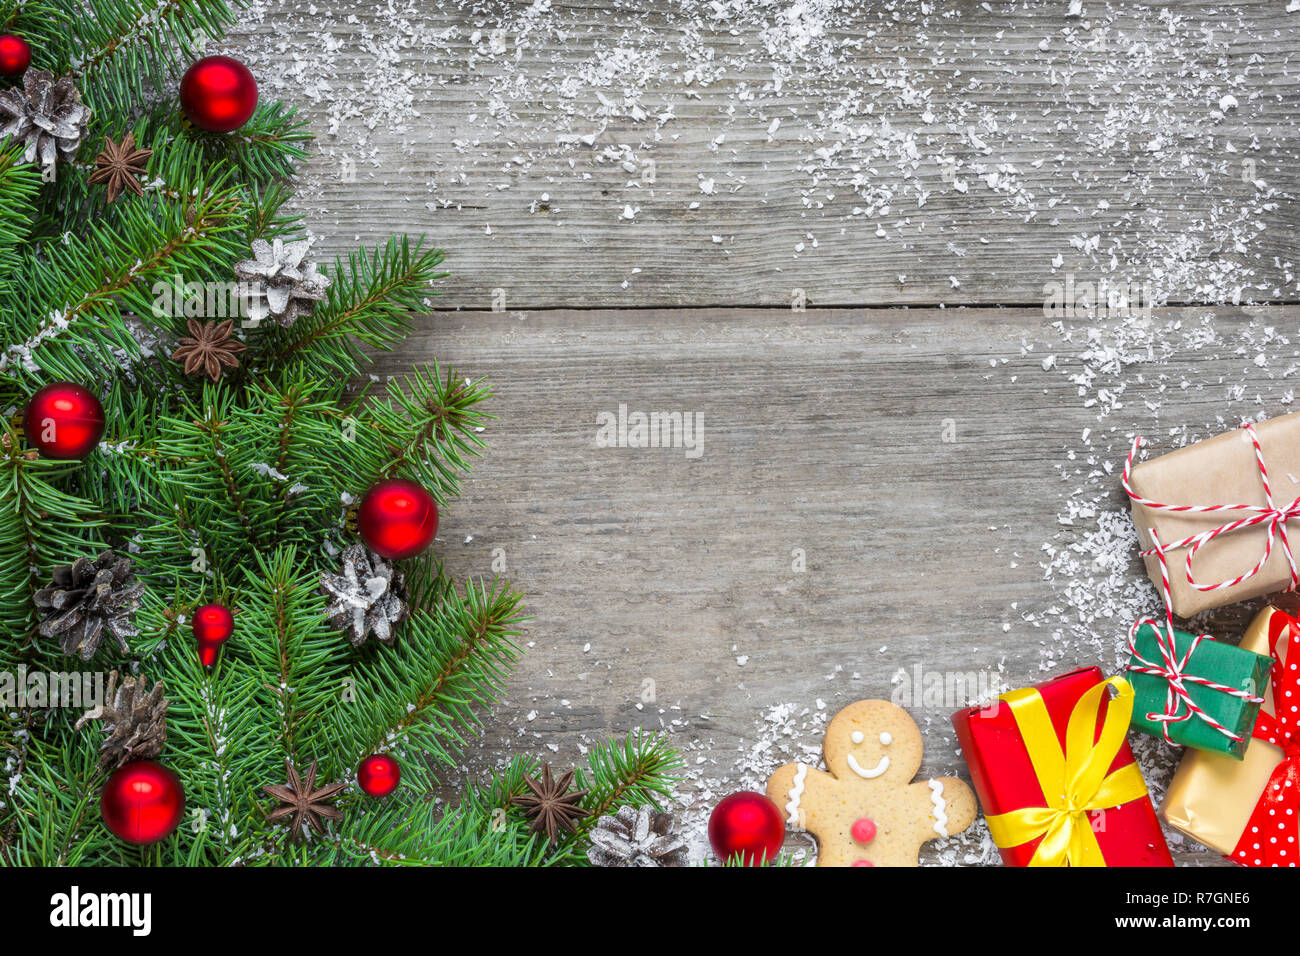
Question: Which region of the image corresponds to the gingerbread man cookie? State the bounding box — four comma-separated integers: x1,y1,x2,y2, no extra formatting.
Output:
766,699,976,866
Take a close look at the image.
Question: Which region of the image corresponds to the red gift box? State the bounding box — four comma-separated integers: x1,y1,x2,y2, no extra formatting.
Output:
952,666,1172,867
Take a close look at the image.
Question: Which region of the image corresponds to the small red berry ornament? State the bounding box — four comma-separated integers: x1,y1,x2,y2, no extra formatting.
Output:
22,382,105,459
192,603,234,666
708,791,785,865
179,55,258,132
356,754,401,797
101,760,185,845
0,33,31,76
357,479,438,559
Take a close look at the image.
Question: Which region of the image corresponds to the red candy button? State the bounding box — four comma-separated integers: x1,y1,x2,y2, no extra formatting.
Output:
852,859,874,867
851,818,877,843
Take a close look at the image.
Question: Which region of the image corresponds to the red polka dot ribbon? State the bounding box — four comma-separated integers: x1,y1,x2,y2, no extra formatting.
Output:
1123,424,1300,597
1231,619,1300,867
1126,530,1263,745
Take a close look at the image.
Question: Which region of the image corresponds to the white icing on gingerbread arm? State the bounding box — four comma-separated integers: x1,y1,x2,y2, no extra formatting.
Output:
928,779,948,837
786,763,809,828
765,762,837,839
908,776,975,845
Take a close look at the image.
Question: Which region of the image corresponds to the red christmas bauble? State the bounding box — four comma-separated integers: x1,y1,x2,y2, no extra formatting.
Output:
708,791,784,865
101,760,185,845
357,479,438,559
179,55,258,132
0,33,31,76
192,603,234,666
356,753,401,797
22,382,105,460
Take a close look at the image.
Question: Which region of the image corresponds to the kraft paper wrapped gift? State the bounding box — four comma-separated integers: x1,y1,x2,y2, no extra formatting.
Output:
1162,604,1300,865
1124,412,1300,617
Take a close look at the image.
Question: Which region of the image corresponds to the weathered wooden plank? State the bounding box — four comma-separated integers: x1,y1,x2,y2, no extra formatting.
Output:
235,0,1300,310
363,304,1300,863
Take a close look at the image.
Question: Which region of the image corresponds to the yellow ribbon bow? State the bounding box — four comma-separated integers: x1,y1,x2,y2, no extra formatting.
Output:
984,675,1149,867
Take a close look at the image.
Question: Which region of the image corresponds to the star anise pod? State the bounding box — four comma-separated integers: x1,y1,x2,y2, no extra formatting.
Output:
170,318,246,382
512,764,589,844
87,131,153,203
262,759,347,841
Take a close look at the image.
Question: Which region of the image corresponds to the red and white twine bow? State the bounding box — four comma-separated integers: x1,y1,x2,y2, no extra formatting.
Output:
1126,530,1263,744
1122,423,1300,596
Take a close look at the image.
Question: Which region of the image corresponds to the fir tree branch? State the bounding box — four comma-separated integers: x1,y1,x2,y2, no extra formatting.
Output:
457,733,683,867
348,363,493,504
136,100,311,189
259,236,446,380
3,172,247,381
0,145,40,302
61,0,240,128
327,574,526,768
0,2,66,74
0,0,658,869
0,438,106,651
238,546,351,766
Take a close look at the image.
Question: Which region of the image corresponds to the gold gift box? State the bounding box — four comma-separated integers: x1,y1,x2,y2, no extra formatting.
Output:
1128,412,1300,617
1162,604,1286,858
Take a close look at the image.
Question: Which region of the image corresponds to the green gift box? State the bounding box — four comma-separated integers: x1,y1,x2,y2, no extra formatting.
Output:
1126,623,1272,759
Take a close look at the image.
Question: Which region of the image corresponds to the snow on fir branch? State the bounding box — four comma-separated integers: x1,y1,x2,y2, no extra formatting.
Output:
0,0,681,866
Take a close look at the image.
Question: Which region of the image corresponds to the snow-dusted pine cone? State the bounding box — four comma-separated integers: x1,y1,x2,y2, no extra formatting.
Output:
319,545,408,647
587,805,688,867
233,237,330,327
33,551,143,660
75,671,168,771
0,70,90,178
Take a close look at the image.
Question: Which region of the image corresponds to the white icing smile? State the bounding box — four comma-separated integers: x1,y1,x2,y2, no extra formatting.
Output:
846,753,890,779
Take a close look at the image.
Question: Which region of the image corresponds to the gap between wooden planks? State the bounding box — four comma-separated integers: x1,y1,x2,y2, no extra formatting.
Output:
242,0,1300,310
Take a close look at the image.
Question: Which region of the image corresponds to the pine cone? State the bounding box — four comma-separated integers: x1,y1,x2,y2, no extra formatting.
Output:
319,545,408,646
1,432,38,460
587,805,688,867
33,551,143,660
74,671,168,772
233,237,330,327
0,70,90,179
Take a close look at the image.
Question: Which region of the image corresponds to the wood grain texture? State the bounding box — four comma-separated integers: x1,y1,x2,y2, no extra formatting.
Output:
236,0,1300,309
228,0,1300,864
365,304,1300,864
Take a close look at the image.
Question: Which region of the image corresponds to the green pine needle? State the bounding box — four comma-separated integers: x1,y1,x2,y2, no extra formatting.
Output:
0,0,683,867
